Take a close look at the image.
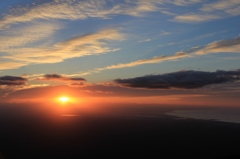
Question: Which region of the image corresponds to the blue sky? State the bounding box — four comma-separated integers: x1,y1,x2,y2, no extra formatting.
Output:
0,0,240,106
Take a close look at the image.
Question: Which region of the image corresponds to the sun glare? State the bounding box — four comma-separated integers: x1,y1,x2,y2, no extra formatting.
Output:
59,97,69,103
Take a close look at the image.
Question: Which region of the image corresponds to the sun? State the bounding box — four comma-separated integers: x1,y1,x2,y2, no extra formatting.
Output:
59,97,69,103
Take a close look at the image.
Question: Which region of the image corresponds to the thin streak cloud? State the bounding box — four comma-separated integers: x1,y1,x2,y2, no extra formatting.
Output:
195,36,240,55
173,14,221,23
74,52,190,76
98,52,190,70
75,36,240,76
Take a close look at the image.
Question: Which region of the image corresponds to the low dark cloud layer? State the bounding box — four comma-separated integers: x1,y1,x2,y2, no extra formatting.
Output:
41,74,86,82
114,70,240,89
0,76,27,86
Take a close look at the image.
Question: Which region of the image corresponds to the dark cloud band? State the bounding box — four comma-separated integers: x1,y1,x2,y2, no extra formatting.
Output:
114,70,240,89
43,74,86,82
0,76,27,86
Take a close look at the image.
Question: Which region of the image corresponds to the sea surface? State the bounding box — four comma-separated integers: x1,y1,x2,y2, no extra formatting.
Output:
1,103,240,158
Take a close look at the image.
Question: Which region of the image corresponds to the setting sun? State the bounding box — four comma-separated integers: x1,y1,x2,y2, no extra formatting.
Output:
59,97,69,103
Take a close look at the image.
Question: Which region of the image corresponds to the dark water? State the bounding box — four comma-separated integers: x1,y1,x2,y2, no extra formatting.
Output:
0,103,240,159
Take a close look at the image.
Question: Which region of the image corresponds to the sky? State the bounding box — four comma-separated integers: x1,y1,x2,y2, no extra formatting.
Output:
0,0,240,107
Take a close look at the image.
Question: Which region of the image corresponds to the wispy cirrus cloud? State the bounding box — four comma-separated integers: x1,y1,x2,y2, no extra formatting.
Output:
173,0,240,23
200,0,240,13
1,0,226,71
0,0,203,29
1,0,239,72
0,21,61,49
0,0,158,29
0,0,105,29
0,21,62,69
0,28,124,68
0,0,238,29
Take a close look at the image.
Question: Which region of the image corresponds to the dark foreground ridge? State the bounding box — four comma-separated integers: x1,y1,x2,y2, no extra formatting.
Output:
0,105,240,159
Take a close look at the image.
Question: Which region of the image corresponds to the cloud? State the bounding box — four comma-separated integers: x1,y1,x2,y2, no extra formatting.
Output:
38,74,86,82
102,52,190,69
0,1,104,29
0,21,63,70
0,74,85,96
200,0,240,13
0,76,27,86
0,22,61,49
100,1,161,17
165,31,227,47
160,30,171,35
114,70,240,89
173,14,220,23
170,0,201,6
0,0,237,28
72,52,191,76
0,62,27,70
195,36,240,55
1,74,239,107
138,30,170,43
139,39,152,43
225,6,240,16
0,0,159,29
0,81,199,101
1,28,124,68
0,0,203,29
173,0,240,23
68,36,239,77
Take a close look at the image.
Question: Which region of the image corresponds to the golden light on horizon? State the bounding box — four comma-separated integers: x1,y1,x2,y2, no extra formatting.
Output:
59,97,69,103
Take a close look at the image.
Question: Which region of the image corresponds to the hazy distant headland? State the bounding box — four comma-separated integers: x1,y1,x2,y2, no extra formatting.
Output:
166,109,240,124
